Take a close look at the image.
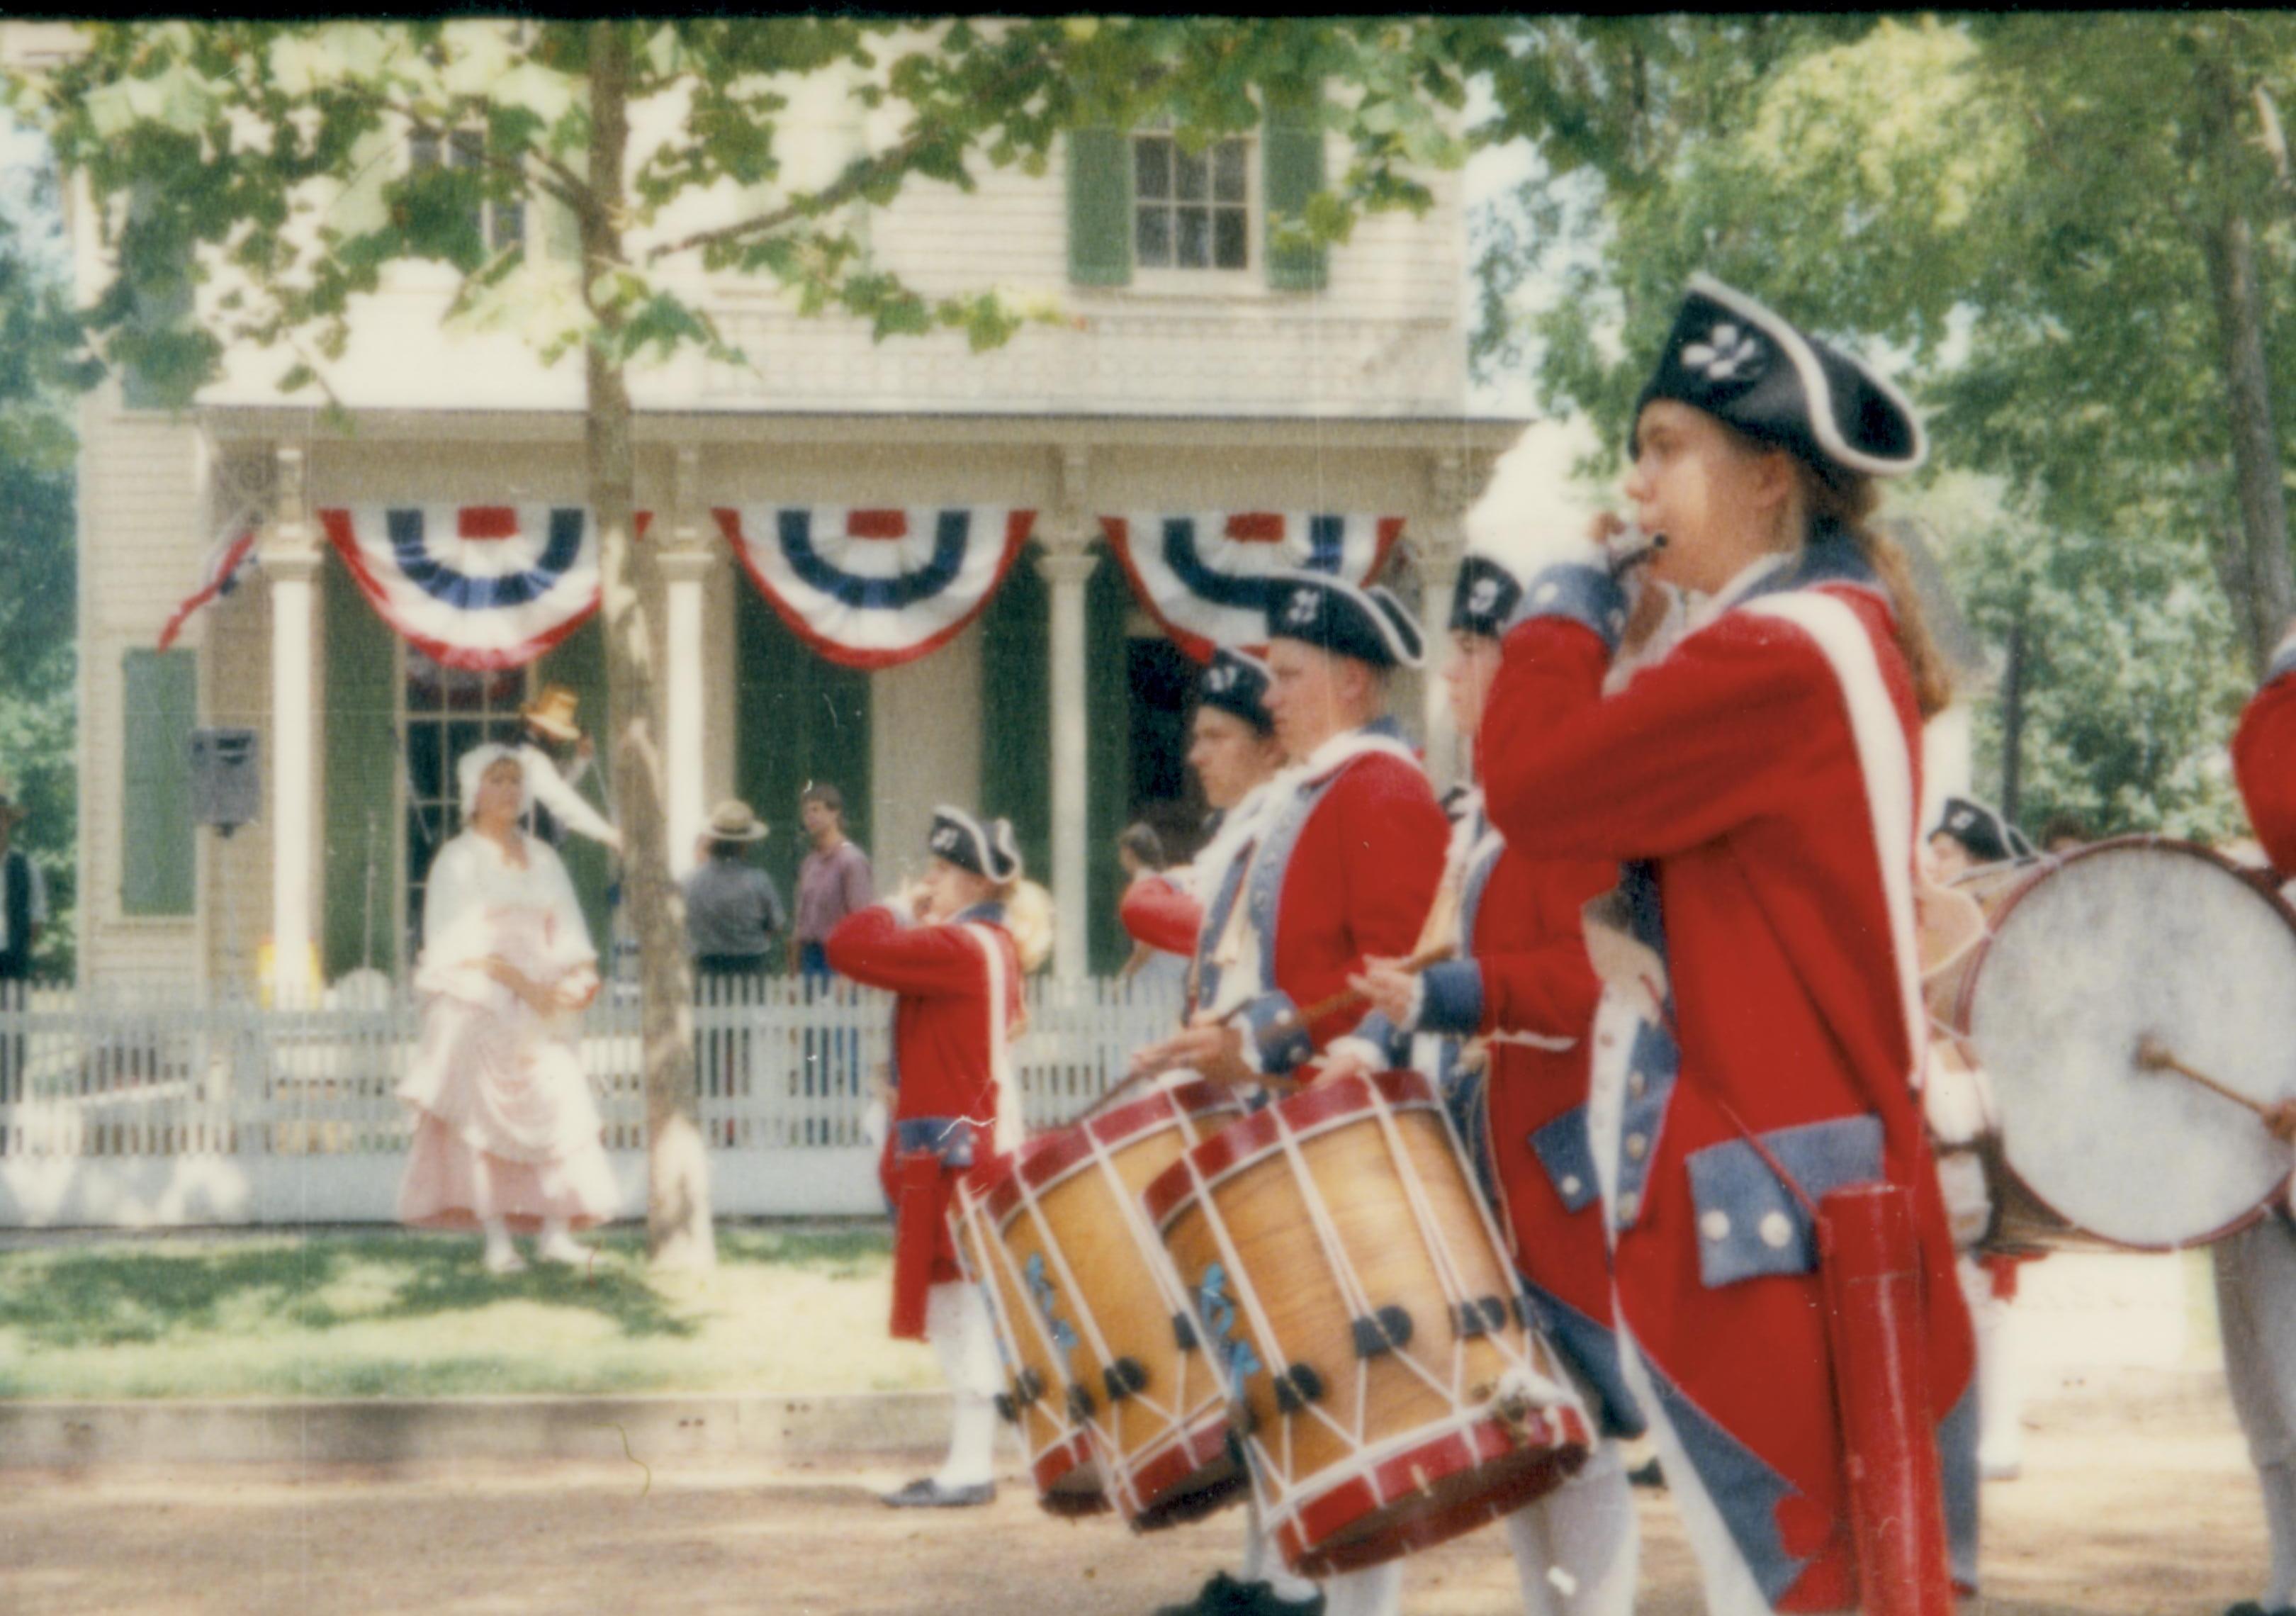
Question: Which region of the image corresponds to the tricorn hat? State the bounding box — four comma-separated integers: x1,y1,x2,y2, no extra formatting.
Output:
1448,553,1524,641
1198,646,1275,735
519,683,585,744
928,805,1022,882
1930,795,2032,866
1264,570,1426,670
1631,274,1926,481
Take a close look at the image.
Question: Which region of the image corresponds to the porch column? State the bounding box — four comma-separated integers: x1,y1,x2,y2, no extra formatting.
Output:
1038,539,1098,980
660,546,712,880
1419,451,1492,788
264,444,320,1005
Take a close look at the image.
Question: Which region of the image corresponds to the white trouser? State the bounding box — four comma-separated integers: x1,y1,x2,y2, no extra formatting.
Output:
1237,1490,1322,1605
2217,1217,2296,1609
1502,1437,1640,1616
925,1280,1000,1488
1317,1562,1403,1616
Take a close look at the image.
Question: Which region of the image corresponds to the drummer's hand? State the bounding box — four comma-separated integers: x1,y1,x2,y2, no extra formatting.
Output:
1312,1039,1383,1087
1130,1022,1254,1087
1348,956,1418,1024
2267,1098,2296,1144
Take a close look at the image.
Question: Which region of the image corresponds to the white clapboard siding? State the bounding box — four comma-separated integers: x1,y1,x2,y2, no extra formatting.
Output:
0,973,1188,1226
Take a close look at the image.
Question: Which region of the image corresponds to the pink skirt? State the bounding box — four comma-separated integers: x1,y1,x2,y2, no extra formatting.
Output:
397,1112,618,1232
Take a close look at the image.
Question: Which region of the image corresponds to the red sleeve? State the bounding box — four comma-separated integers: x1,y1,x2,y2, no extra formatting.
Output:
1478,615,1835,863
822,906,988,998
1298,756,1448,1048
1120,874,1203,956
2235,675,2296,872
1476,862,1609,1040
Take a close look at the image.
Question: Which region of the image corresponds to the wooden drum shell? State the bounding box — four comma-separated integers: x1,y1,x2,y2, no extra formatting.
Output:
1147,1070,1590,1577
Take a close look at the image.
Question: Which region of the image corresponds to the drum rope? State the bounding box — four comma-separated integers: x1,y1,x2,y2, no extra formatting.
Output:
1016,1177,1137,1424
966,1184,1108,1487
1358,1077,1516,1403
1075,1122,1200,1437
1171,1147,1329,1519
1265,1090,1464,1429
1421,1062,1553,1387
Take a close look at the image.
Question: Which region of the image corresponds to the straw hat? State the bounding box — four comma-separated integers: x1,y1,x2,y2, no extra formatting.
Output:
519,683,585,743
706,799,769,843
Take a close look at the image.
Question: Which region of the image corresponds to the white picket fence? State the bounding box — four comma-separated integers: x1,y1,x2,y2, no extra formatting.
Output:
0,975,1184,1228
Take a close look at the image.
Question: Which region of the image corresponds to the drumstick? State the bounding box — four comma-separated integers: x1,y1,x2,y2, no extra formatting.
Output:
2133,1036,2274,1121
1215,941,1459,1032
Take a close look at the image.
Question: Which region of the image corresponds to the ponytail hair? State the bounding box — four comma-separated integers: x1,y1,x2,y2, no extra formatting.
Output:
998,877,1056,975
1801,465,1955,722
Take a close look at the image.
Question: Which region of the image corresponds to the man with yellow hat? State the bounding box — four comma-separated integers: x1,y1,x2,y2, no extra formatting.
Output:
515,684,622,855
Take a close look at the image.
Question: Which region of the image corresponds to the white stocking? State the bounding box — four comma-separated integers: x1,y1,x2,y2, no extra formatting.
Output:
925,1281,999,1488
1504,1440,1640,1616
1237,1488,1319,1604
1317,1561,1402,1616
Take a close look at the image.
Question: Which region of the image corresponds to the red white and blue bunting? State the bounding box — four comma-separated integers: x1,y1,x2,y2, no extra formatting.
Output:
1101,512,1406,662
320,505,648,671
157,524,260,652
714,506,1034,670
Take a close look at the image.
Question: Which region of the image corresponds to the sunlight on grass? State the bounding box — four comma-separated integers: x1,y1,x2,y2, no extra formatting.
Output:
0,1225,946,1400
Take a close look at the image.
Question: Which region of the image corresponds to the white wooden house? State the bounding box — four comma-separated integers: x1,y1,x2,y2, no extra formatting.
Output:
39,48,1521,1000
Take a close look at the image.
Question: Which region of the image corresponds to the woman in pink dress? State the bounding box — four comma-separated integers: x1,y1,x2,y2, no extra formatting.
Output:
398,744,619,1273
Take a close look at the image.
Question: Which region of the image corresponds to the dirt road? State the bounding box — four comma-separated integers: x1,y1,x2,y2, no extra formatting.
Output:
0,1408,2264,1615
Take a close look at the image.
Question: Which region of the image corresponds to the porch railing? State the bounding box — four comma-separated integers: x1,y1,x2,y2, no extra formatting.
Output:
0,975,1183,1228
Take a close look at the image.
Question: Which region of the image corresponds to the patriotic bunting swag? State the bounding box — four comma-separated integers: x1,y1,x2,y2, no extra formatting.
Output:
157,525,260,651
319,505,649,671
1100,511,1405,662
714,506,1033,670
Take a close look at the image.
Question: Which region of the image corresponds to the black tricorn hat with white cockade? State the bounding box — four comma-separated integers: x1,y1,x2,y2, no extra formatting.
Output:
1449,553,1524,640
1930,795,2034,866
1198,646,1275,735
928,804,1023,882
1264,569,1426,670
1631,274,1927,481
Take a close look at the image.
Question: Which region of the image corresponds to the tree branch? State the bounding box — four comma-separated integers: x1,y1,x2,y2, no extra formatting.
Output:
377,101,589,215
646,128,933,263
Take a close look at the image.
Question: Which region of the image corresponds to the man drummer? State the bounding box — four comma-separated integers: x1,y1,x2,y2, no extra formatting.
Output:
1325,547,1639,1616
2224,624,2296,1616
1133,572,1450,1616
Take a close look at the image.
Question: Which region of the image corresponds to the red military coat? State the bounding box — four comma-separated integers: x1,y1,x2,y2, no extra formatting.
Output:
2234,639,2296,868
1226,731,1450,1075
1478,549,1974,1612
824,899,1023,1311
1120,872,1201,960
1413,830,1631,1434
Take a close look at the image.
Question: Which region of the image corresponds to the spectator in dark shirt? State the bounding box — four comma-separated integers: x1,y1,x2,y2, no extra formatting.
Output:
682,800,785,978
791,782,873,980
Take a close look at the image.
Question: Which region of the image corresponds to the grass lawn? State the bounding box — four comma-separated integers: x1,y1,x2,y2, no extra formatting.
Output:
0,1224,946,1401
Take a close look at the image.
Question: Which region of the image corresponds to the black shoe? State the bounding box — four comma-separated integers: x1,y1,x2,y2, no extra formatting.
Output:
1626,1457,1665,1490
1153,1571,1325,1616
879,1477,995,1508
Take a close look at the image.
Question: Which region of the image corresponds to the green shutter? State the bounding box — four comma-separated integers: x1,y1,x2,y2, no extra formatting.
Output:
734,586,874,914
1067,128,1132,287
1085,546,1132,972
321,560,403,977
1262,82,1329,293
121,649,196,916
979,545,1051,881
536,619,615,952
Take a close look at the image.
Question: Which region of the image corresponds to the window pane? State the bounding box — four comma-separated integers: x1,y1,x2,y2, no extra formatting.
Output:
406,651,443,713
493,197,525,254
451,130,483,170
410,130,440,172
1214,140,1247,203
1136,205,1171,267
1175,145,1208,203
1214,207,1247,269
1133,138,1171,201
1176,207,1210,269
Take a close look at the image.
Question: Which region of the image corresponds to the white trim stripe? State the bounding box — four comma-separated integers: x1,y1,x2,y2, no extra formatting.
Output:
1745,594,1925,1090
964,922,1023,1156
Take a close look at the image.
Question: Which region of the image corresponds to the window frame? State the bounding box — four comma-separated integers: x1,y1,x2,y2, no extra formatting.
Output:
1125,127,1261,296
396,643,533,955
407,123,530,261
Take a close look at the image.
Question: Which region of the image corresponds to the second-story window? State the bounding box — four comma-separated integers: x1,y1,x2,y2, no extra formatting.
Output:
410,128,527,256
1132,133,1249,272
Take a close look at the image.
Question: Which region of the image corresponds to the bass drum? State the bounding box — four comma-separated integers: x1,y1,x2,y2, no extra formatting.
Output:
1939,836,2296,1252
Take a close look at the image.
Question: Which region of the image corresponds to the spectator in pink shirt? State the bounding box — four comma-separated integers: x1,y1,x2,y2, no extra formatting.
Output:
792,783,874,981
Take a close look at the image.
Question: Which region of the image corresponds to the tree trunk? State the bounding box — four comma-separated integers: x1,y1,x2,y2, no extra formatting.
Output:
2195,50,2295,678
584,21,715,1271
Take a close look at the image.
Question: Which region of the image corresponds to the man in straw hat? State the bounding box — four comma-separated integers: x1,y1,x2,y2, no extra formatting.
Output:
681,800,785,980
515,683,623,855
